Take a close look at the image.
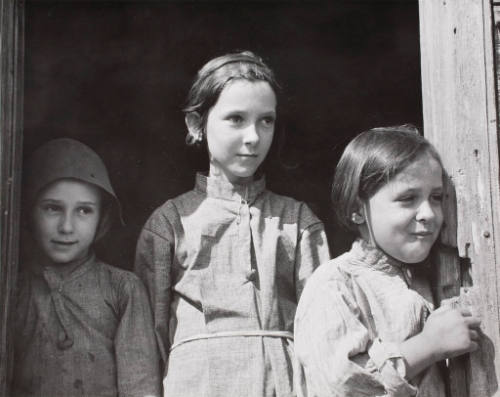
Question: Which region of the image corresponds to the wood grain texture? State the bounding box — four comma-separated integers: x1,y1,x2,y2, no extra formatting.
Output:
420,0,500,396
0,1,24,396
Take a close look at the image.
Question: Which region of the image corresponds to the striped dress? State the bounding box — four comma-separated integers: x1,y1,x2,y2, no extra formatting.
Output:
135,173,330,397
294,238,446,397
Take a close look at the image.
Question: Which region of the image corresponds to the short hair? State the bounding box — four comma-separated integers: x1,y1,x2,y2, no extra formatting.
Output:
183,50,280,145
331,124,443,232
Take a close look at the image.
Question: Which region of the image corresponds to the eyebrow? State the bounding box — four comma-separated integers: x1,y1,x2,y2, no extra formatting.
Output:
38,198,99,205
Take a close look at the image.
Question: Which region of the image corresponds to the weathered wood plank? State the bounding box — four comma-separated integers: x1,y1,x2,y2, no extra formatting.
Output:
420,0,500,396
0,0,24,396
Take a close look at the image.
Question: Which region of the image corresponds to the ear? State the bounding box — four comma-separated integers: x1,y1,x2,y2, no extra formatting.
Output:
351,199,366,225
185,112,202,136
351,212,365,225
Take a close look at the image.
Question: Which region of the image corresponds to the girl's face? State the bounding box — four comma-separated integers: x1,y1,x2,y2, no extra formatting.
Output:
360,153,444,263
32,179,101,264
205,79,276,184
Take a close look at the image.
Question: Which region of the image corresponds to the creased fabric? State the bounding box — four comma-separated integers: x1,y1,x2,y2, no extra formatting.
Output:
135,173,330,397
294,238,446,397
13,254,161,397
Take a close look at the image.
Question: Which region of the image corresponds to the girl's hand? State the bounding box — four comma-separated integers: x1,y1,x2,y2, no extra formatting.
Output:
421,306,481,361
400,306,481,379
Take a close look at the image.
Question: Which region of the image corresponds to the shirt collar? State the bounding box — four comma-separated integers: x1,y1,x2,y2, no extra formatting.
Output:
30,251,96,283
194,172,266,203
349,238,413,285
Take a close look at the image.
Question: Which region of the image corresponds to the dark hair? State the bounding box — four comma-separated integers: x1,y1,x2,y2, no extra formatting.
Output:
183,50,281,145
331,124,443,232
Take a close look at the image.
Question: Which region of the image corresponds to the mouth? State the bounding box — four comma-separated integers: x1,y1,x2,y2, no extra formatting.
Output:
52,240,78,246
412,231,434,238
238,154,258,157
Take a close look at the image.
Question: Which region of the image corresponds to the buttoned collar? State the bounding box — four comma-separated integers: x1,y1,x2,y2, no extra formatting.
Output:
194,172,266,204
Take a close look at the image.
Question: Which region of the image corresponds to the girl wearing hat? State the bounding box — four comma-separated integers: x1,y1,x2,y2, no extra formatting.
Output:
13,138,161,397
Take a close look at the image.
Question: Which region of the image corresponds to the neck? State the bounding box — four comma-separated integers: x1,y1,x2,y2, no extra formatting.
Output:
39,250,92,278
208,164,254,185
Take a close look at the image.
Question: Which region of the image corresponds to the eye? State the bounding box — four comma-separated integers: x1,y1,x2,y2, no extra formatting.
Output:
261,116,276,128
77,206,95,216
431,193,443,202
397,195,416,203
41,204,62,213
227,114,244,124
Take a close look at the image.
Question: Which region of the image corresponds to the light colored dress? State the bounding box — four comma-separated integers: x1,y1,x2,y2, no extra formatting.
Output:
294,238,446,397
135,173,330,397
13,254,161,397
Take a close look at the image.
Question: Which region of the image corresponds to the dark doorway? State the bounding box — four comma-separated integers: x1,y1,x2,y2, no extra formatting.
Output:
24,1,422,269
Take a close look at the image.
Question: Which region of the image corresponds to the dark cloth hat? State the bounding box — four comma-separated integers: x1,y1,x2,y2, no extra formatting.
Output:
24,138,124,237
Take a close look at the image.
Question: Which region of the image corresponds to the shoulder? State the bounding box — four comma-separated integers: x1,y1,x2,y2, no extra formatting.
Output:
146,189,198,221
263,189,302,209
297,253,355,308
94,260,151,315
140,189,200,239
307,253,352,288
94,260,147,295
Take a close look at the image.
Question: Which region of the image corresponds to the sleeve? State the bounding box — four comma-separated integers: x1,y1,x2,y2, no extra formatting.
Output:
114,274,162,397
134,208,174,368
294,204,331,300
294,271,418,397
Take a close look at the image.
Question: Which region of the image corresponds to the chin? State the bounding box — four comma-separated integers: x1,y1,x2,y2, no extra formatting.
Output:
50,256,75,264
234,168,258,178
400,250,431,264
48,252,81,264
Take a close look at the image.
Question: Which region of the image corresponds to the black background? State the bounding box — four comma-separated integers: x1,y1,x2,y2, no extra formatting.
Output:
23,0,422,269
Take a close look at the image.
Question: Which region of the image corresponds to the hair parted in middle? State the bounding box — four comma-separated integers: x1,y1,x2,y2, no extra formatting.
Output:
331,124,443,233
183,50,281,146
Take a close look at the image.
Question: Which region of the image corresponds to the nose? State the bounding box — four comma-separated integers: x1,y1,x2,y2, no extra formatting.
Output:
58,211,74,234
415,200,437,223
243,123,259,146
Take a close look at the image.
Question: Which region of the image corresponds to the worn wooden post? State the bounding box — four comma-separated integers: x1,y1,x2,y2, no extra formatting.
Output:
0,0,24,396
419,0,500,396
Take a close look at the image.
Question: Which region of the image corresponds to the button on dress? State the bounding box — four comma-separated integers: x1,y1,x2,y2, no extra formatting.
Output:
135,174,330,397
13,254,161,397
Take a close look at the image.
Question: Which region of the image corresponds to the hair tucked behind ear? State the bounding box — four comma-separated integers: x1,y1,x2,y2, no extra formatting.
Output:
331,124,443,233
183,50,281,147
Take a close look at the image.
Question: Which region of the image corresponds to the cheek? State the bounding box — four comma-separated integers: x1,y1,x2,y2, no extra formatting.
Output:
436,208,444,228
82,217,100,238
259,131,275,158
264,130,275,148
90,215,102,237
32,213,51,240
207,134,238,158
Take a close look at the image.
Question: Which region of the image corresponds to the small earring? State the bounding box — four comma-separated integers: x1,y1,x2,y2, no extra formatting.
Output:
195,130,204,144
351,212,364,225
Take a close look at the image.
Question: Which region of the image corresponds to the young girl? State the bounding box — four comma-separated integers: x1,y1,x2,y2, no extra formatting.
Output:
13,138,161,397
294,125,481,397
134,51,331,396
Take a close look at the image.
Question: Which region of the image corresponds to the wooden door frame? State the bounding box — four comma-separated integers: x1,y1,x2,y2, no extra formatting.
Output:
420,0,500,396
0,1,24,396
2,1,500,396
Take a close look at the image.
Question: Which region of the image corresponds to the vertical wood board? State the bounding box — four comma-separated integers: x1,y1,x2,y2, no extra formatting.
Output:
420,0,500,396
0,0,24,396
